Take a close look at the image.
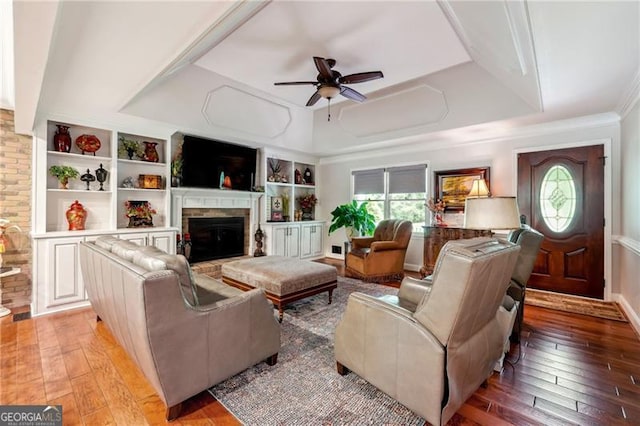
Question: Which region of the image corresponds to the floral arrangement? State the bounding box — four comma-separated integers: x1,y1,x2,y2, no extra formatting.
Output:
426,198,446,213
118,136,143,159
298,193,318,210
124,200,156,219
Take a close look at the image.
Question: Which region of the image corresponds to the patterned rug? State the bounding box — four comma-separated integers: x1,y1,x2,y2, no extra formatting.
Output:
525,288,628,322
208,277,425,425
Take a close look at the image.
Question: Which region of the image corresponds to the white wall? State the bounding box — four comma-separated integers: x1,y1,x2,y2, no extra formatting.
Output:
616,101,640,331
318,115,620,279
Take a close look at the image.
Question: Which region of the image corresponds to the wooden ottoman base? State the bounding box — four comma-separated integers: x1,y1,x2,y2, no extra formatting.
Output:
221,256,338,322
222,276,336,322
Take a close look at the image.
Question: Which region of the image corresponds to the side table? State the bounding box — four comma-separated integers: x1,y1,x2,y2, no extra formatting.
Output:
420,227,492,277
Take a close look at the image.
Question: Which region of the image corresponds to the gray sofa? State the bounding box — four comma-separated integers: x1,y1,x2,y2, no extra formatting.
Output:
79,236,280,420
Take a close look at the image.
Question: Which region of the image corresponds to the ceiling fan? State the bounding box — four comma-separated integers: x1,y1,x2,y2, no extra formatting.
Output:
275,56,384,121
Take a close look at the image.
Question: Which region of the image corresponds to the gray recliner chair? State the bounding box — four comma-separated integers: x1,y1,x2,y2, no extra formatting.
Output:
334,237,520,426
504,225,545,342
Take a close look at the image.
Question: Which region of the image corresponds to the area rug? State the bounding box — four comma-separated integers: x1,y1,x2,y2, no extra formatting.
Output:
525,288,627,322
208,277,426,425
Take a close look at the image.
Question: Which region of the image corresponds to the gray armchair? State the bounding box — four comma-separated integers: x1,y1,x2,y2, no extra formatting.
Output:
505,225,544,342
335,237,520,426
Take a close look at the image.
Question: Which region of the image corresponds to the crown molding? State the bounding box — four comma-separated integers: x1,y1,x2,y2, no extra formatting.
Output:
318,112,619,164
616,70,640,119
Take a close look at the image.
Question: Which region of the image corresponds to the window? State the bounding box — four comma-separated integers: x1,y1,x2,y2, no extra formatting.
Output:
540,165,577,232
353,165,427,232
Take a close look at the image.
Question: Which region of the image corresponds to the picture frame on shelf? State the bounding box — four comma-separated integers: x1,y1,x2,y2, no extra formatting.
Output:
270,196,284,221
434,167,490,212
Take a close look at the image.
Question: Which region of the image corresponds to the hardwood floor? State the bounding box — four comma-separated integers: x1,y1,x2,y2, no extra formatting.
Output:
1,260,639,425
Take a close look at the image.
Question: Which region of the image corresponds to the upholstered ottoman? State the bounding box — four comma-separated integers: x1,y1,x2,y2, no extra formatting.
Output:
221,256,338,322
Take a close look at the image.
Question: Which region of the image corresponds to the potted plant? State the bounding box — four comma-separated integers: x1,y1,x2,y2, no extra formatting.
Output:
328,200,376,240
118,137,142,160
49,165,79,189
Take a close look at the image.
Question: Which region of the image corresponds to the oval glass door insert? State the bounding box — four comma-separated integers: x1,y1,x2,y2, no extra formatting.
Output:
540,165,577,232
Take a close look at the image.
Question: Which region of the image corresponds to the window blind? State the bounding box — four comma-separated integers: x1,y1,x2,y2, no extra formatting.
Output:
353,168,384,194
387,165,426,194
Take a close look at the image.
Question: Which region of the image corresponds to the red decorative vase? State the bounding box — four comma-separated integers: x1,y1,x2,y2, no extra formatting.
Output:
54,125,72,152
142,142,159,162
66,200,87,231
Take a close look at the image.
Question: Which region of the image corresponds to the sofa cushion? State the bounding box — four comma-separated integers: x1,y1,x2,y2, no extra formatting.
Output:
95,235,120,252
111,240,142,261
132,250,198,306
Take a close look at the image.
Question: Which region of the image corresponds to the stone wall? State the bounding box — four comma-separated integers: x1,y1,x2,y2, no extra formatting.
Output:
0,109,33,308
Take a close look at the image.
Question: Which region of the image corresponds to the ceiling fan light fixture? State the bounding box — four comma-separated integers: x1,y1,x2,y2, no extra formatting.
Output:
318,85,341,99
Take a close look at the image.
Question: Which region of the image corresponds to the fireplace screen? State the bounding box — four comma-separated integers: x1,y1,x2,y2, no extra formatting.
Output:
188,217,244,263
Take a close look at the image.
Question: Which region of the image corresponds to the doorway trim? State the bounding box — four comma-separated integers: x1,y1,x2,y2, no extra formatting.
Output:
512,137,613,301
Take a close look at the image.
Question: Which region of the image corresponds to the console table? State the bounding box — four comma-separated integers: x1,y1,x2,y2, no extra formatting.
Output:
420,226,492,277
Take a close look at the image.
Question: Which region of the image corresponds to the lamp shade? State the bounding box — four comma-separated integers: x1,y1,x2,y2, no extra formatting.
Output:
467,178,490,198
464,197,521,230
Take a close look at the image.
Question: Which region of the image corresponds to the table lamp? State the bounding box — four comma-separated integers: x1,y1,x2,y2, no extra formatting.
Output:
464,196,521,230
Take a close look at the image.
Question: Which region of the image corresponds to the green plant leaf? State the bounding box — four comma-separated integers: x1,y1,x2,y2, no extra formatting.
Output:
328,200,376,236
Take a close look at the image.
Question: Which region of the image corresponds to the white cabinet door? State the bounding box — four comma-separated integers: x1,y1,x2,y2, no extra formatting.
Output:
270,225,300,257
301,223,323,259
272,226,288,257
119,233,148,246
310,224,323,257
149,231,175,254
46,236,86,308
287,225,300,258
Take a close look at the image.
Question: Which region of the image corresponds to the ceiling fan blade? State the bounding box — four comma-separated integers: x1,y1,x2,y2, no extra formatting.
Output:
339,71,384,85
313,57,334,80
306,90,322,107
274,81,318,86
340,86,366,103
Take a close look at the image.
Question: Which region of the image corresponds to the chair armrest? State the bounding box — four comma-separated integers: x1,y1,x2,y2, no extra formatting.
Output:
334,292,446,422
398,276,432,312
370,240,402,252
351,236,375,249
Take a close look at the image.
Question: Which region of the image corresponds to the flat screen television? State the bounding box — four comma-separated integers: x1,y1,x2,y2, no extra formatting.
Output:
181,135,257,191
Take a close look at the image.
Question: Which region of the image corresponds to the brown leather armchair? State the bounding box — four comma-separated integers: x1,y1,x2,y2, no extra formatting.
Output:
335,237,520,426
345,219,412,283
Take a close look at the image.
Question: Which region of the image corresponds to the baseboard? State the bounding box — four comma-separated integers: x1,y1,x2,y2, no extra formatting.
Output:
325,253,343,261
613,293,640,337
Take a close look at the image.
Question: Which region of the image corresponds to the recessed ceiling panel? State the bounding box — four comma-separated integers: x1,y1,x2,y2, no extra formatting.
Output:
195,1,470,108
338,84,448,137
202,86,291,138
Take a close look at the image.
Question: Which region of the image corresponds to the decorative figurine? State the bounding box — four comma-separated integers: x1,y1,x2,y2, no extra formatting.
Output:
80,169,95,190
122,176,135,188
304,168,313,185
254,226,265,257
95,164,107,191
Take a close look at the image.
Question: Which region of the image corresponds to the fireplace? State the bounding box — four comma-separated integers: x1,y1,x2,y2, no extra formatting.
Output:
188,217,245,263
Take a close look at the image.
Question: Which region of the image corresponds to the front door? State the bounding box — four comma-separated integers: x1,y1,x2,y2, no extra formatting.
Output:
517,145,605,299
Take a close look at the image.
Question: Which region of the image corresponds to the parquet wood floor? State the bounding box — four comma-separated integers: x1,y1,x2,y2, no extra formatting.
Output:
1,258,638,425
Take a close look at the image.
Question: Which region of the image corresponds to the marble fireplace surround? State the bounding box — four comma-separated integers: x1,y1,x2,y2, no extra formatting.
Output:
171,188,263,257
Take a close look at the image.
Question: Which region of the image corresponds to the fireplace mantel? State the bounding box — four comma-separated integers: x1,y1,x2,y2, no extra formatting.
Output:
171,188,263,255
